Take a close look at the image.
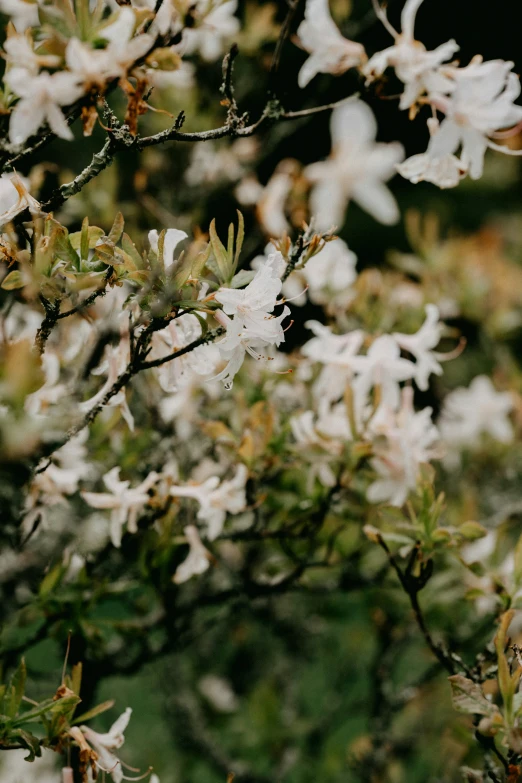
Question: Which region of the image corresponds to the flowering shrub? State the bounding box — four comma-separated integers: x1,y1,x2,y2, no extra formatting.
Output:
1,0,522,781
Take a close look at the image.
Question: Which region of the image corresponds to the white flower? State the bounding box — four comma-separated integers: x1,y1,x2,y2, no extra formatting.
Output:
151,314,219,393
392,304,445,390
305,100,404,229
173,525,212,583
3,30,60,76
301,320,364,404
367,388,439,506
213,254,290,388
255,162,295,238
428,58,522,180
7,69,83,145
364,0,458,111
0,0,39,31
182,0,240,62
0,172,40,226
80,708,132,783
80,325,134,430
439,375,514,450
25,351,67,416
81,468,159,547
350,334,416,412
170,464,248,540
397,150,467,188
296,0,366,88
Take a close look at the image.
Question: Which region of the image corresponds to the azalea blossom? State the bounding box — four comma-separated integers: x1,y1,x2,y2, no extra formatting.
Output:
0,172,40,226
256,161,295,238
0,0,39,31
427,58,522,180
364,0,458,112
290,401,352,488
305,100,404,229
396,150,467,188
7,68,83,144
79,708,132,783
80,325,134,430
350,334,416,412
367,388,440,506
3,30,60,77
296,0,366,88
301,320,365,404
392,304,445,390
439,375,514,450
170,464,248,540
173,524,212,583
81,467,159,547
182,0,240,62
151,314,219,393
213,253,290,388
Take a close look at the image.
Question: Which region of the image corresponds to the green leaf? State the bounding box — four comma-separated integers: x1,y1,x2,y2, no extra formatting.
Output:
1,270,24,290
80,217,89,261
51,223,80,270
11,698,57,727
230,269,255,288
70,662,82,698
233,210,244,273
121,233,144,269
459,521,487,541
13,729,42,761
209,219,231,283
39,562,65,597
7,659,26,718
448,674,499,717
108,212,125,245
70,225,105,253
72,699,115,725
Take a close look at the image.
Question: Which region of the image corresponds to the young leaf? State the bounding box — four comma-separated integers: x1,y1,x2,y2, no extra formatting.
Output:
233,210,245,273
72,699,115,725
209,219,230,282
448,675,499,717
108,212,125,245
1,270,24,290
7,659,26,718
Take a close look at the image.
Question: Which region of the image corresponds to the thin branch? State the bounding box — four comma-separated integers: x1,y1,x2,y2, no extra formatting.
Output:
34,296,61,355
56,268,113,320
41,138,118,214
376,535,468,677
268,0,303,94
139,326,224,370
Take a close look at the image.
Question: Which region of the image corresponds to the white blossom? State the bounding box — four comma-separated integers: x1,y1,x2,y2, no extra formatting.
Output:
367,388,439,506
213,253,290,388
439,375,514,450
305,100,404,229
364,0,458,112
0,172,40,226
301,320,364,404
397,150,467,188
182,0,240,62
80,708,132,783
296,0,366,88
151,314,219,393
170,464,248,540
427,58,522,180
0,0,39,31
173,524,212,583
3,30,60,76
81,468,159,547
350,334,416,412
392,304,444,390
7,69,84,144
